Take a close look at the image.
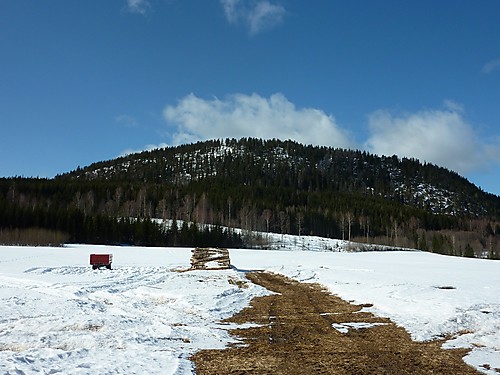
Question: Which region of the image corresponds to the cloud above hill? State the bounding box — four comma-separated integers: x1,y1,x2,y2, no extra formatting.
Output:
163,94,500,177
164,93,354,149
364,102,500,175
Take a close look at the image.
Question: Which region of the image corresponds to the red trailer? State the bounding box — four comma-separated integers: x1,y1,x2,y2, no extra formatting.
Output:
90,254,113,270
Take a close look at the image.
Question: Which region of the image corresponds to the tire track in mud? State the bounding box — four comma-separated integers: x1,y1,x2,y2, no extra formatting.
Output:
192,272,480,375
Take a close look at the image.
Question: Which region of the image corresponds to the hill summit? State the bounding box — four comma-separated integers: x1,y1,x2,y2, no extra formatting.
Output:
64,138,499,218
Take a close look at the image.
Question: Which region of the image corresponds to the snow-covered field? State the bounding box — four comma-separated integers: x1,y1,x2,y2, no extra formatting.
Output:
0,243,499,374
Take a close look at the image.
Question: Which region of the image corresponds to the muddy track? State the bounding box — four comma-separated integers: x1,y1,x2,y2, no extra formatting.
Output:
192,272,479,375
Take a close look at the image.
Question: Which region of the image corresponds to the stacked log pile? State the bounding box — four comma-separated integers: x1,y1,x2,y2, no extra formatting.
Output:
190,247,231,270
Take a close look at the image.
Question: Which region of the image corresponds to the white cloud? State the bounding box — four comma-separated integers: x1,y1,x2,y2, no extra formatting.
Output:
220,0,286,35
442,99,464,113
248,1,286,35
482,58,500,74
124,0,151,15
364,104,498,175
485,142,500,167
221,0,241,24
163,93,353,149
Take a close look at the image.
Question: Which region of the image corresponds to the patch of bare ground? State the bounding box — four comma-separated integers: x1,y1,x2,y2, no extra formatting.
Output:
192,272,480,375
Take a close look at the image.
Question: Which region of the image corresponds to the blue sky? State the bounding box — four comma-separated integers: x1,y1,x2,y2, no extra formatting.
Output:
1,1,500,195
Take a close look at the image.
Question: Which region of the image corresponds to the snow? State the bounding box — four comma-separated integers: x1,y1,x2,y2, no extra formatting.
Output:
231,249,500,373
331,322,388,334
0,243,499,374
0,245,267,374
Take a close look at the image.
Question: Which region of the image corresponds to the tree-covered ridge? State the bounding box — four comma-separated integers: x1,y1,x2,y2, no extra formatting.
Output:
0,178,242,248
1,138,499,258
61,138,499,218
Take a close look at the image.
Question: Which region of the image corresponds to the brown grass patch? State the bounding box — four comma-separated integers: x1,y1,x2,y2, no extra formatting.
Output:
192,272,479,375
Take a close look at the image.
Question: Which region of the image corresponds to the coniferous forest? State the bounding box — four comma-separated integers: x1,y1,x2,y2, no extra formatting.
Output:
1,138,499,258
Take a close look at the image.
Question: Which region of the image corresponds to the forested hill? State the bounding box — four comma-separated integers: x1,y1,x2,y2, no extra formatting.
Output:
2,138,499,257
61,138,499,218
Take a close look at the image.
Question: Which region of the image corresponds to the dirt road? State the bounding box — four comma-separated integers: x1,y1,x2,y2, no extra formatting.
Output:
192,272,479,374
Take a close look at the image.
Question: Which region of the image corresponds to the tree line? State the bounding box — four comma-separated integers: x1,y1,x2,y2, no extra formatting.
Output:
0,184,242,248
1,138,499,257
1,176,498,258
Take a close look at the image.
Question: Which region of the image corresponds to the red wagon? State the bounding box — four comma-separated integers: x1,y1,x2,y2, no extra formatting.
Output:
90,253,113,270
